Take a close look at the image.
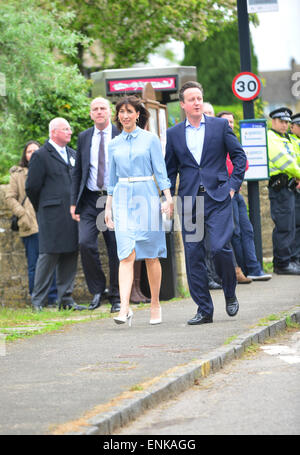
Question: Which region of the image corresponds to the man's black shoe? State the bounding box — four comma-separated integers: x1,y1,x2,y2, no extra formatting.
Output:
59,301,86,311
72,303,87,311
274,263,300,275
208,279,222,290
225,295,239,317
88,293,102,310
109,295,121,313
110,300,121,313
187,313,213,325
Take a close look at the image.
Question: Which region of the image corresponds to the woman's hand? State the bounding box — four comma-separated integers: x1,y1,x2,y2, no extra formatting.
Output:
105,208,114,229
161,198,174,219
105,196,114,229
161,189,174,219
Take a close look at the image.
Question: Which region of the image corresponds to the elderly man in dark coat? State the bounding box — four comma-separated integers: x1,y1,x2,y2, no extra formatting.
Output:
26,117,83,311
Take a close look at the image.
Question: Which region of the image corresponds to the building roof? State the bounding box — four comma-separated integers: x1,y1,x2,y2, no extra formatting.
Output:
259,60,300,113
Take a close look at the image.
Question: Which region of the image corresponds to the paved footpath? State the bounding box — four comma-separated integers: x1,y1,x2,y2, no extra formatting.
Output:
0,274,299,435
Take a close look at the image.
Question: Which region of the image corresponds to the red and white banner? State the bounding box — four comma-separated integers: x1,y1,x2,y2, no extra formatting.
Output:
106,76,177,94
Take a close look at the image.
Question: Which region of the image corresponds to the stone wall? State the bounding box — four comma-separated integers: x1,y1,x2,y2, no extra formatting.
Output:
0,183,273,307
0,184,100,307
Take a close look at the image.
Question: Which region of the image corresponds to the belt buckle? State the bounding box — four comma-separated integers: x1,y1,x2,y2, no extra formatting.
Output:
128,177,133,183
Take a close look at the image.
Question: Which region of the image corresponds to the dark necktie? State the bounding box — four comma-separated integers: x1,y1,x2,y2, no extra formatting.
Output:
97,130,105,189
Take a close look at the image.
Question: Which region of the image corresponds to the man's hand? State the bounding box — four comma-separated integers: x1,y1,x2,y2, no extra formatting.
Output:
230,189,235,199
70,205,80,222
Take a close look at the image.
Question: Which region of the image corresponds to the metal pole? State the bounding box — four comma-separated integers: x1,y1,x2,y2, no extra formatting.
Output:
237,0,263,266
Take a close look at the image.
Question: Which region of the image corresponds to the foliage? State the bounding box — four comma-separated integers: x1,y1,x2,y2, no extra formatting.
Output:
263,261,273,273
182,20,258,105
0,0,92,181
168,102,183,127
0,0,248,181
214,101,264,138
47,0,237,73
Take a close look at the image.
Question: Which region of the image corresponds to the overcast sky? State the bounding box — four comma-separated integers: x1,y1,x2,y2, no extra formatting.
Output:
250,0,300,71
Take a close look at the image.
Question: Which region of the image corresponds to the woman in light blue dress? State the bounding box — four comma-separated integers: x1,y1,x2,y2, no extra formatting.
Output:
105,96,173,326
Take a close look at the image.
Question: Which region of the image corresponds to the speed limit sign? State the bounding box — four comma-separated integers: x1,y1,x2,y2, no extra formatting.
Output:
232,72,261,101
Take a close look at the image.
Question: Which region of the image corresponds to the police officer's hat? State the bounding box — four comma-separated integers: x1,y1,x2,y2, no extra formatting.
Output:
291,113,300,125
269,107,292,121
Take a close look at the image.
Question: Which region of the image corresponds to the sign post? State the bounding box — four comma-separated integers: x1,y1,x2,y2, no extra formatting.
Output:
236,0,263,266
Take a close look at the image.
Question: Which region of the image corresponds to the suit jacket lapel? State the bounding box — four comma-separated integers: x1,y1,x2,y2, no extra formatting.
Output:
66,146,76,167
200,115,213,165
46,141,69,167
178,121,200,167
178,122,190,155
84,128,94,167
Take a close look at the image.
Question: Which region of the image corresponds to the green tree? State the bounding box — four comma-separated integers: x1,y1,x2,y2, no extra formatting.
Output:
182,20,258,105
48,0,237,74
0,0,92,181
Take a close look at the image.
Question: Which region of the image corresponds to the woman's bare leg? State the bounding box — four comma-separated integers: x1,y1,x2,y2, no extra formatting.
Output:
145,258,161,320
118,250,136,317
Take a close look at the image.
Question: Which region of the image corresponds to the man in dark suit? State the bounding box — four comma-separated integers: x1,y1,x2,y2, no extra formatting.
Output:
26,118,83,312
165,81,247,325
70,97,120,312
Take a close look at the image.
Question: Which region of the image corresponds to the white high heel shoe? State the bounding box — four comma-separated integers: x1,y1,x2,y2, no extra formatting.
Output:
114,308,133,327
150,307,162,325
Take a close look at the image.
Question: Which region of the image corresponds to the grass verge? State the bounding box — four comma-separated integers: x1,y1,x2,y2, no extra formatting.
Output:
0,299,179,342
0,305,111,342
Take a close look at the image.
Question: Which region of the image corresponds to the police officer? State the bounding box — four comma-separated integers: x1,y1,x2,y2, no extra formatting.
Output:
289,113,300,266
268,107,300,274
290,113,300,150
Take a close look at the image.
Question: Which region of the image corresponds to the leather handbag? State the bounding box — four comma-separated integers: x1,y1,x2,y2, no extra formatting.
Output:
10,196,27,232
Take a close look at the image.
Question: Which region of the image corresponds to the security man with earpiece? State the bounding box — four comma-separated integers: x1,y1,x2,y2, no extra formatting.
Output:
267,107,300,275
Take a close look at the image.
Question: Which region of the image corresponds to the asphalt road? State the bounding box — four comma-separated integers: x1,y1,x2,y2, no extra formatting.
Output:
115,329,300,435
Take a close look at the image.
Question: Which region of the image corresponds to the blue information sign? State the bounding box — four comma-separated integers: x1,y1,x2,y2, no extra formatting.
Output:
239,119,269,181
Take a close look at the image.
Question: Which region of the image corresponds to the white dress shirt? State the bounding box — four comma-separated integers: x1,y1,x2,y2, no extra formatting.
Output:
86,122,112,191
185,116,206,165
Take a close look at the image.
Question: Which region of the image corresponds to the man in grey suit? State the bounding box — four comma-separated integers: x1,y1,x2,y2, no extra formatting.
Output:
26,117,83,312
70,97,120,313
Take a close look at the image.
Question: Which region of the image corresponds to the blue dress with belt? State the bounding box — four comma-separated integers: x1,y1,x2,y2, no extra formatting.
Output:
107,127,171,261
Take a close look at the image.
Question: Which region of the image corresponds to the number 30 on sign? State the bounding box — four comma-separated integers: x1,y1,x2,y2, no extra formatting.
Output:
232,72,261,101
